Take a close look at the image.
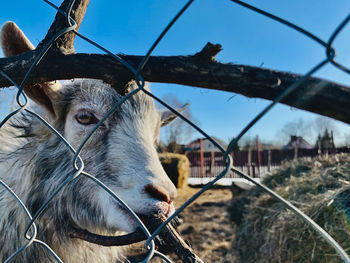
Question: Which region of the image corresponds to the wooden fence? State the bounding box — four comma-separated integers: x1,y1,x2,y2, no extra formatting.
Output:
186,147,350,178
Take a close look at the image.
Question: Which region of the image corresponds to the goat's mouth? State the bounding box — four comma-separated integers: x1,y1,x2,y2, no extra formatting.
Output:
69,213,163,246
69,214,204,263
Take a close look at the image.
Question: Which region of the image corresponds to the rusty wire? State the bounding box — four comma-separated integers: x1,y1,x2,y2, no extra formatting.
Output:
0,0,350,262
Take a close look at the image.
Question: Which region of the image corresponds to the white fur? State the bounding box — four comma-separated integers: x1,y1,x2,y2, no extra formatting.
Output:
0,80,177,263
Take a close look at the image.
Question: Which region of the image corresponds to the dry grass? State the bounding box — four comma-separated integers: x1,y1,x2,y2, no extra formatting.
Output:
231,154,350,263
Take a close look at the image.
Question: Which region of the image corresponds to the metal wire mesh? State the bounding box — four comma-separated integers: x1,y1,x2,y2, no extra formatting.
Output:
0,0,350,262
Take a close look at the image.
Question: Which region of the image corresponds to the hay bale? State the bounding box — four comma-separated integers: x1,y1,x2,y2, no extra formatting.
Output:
159,153,190,188
230,154,350,263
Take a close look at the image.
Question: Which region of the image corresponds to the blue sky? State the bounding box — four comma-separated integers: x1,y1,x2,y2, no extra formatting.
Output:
1,0,350,146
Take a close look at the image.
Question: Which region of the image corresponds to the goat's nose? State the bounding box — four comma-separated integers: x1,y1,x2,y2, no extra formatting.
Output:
144,184,172,204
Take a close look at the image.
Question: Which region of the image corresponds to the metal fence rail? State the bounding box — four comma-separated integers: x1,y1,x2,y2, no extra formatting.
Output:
0,0,350,262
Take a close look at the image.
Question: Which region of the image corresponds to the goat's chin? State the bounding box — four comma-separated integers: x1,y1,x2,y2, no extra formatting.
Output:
77,191,176,245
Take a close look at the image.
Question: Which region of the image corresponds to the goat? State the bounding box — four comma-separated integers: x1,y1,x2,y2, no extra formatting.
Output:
0,22,181,263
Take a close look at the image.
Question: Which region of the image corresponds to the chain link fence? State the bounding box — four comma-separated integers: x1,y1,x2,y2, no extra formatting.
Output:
0,0,350,262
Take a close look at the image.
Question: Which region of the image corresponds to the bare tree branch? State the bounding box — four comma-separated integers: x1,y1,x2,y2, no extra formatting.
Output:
70,227,147,246
158,217,204,263
0,43,350,124
1,0,350,127
37,0,90,53
70,215,204,263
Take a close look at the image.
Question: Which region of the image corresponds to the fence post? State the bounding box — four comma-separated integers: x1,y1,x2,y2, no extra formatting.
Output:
268,149,271,172
256,136,261,177
210,151,215,177
294,144,298,160
200,138,204,178
248,148,252,176
231,152,234,178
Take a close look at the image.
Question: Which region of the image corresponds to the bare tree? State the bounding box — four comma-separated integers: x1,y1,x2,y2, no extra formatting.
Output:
239,135,255,151
0,91,7,115
280,118,311,143
161,94,195,153
344,133,350,147
0,89,16,117
313,116,338,135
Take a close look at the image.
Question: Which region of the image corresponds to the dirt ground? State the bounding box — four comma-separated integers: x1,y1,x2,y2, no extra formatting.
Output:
128,185,239,263
169,185,239,263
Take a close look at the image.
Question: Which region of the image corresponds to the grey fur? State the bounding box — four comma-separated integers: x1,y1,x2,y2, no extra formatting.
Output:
0,80,177,263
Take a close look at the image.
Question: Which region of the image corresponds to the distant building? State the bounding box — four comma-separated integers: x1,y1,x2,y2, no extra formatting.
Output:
315,129,335,154
188,137,228,152
283,135,313,150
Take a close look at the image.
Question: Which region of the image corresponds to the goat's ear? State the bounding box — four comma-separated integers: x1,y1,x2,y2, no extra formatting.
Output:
160,103,189,127
0,21,62,118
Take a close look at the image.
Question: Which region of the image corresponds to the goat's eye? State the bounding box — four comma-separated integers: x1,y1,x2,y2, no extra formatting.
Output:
75,111,99,125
